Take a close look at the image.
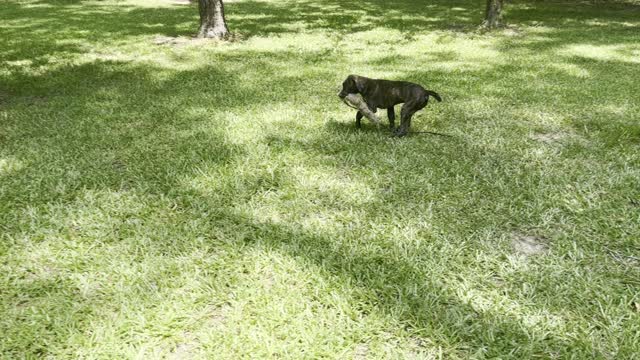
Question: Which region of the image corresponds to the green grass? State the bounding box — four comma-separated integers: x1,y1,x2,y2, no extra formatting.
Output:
1,0,639,358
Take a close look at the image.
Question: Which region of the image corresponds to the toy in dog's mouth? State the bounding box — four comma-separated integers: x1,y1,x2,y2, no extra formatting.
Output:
339,93,380,125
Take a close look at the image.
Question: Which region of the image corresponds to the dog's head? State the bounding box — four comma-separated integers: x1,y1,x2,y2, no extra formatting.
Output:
338,75,365,98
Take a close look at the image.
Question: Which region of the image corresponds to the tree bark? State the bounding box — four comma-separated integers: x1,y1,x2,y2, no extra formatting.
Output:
197,0,230,39
483,0,504,29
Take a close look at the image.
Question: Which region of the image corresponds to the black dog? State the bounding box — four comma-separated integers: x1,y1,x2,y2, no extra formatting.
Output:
338,75,442,136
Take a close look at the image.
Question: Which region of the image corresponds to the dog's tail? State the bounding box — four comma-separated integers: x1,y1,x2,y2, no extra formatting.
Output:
425,90,442,102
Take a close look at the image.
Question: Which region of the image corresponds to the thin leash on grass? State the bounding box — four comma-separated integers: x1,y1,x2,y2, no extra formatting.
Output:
409,130,454,137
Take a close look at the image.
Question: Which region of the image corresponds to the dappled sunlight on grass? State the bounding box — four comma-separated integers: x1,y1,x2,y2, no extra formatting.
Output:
454,282,567,333
0,157,25,176
549,62,590,78
2,0,640,357
561,43,640,63
245,164,378,229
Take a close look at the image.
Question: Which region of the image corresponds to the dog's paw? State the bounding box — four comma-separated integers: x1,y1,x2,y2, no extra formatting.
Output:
393,129,408,137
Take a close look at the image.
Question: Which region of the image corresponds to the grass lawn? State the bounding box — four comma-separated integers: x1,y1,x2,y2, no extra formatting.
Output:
1,0,639,358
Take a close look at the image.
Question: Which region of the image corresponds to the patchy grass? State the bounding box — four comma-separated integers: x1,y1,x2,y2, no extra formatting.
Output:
1,0,639,358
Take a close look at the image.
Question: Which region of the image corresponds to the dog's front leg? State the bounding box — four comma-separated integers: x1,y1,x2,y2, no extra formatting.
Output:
355,111,363,129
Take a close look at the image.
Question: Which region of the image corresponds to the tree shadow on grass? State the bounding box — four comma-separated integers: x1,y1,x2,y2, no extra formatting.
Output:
227,0,479,36
226,0,640,44
0,58,240,355
0,54,578,357
1,61,241,209
0,44,346,207
2,0,639,68
0,0,196,64
2,0,639,357
204,212,586,358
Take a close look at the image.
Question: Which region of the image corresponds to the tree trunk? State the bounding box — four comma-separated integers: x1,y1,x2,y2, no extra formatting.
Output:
483,0,504,29
197,0,229,39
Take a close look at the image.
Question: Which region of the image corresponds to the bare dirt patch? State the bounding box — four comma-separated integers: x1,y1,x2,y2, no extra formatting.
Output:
167,341,197,360
208,303,232,327
530,131,568,144
502,25,524,37
512,234,548,256
152,35,244,47
354,343,369,360
153,36,196,47
404,336,434,358
166,332,198,360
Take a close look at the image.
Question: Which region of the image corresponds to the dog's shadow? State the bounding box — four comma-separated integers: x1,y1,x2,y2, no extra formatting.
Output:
325,119,456,139
324,119,391,135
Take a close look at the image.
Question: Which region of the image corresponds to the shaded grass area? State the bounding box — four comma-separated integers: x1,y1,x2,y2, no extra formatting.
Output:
1,0,639,358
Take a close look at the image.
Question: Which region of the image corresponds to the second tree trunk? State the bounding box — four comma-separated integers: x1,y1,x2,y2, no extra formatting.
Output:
197,0,229,39
484,0,504,28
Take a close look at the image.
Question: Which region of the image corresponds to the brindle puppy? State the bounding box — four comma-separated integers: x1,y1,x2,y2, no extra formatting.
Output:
338,75,442,136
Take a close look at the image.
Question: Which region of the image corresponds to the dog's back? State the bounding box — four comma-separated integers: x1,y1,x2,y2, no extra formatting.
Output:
361,77,440,108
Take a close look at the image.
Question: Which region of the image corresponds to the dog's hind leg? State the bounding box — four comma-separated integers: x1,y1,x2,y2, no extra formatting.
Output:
395,101,424,137
395,104,414,136
387,107,396,130
355,111,363,129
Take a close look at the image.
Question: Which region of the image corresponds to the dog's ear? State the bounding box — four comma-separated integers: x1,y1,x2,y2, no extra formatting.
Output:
353,75,367,94
346,75,357,87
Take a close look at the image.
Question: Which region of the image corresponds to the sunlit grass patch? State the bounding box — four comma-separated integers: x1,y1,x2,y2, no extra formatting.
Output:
1,0,640,358
561,43,640,64
0,157,25,176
